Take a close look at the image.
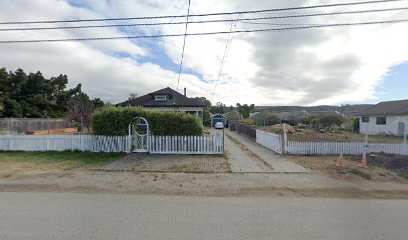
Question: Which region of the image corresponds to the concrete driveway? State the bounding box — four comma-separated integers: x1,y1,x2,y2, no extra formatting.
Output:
224,129,308,173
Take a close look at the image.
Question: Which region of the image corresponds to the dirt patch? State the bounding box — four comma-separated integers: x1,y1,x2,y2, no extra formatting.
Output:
116,153,232,173
1,174,408,199
350,153,408,178
287,155,407,182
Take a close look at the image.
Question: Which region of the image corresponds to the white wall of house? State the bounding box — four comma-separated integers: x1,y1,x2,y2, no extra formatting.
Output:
359,115,408,136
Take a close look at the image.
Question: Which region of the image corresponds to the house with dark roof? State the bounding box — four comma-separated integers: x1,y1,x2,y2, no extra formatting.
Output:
118,87,206,119
359,99,408,136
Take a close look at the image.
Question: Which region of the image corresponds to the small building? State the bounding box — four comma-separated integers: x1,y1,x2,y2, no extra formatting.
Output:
118,87,206,119
359,99,408,136
210,113,227,128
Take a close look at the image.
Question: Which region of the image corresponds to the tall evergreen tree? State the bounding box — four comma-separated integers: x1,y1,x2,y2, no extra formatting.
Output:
0,67,99,118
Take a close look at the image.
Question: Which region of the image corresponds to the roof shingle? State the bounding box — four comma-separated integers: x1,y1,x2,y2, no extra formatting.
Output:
118,87,206,108
360,99,408,116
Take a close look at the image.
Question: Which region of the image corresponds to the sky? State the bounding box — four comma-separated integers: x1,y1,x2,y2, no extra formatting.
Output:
0,0,407,106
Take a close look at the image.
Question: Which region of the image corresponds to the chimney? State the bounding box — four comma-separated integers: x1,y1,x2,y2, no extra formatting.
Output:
184,87,186,97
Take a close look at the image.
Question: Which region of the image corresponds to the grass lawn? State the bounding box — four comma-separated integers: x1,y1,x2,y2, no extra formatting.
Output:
0,151,125,171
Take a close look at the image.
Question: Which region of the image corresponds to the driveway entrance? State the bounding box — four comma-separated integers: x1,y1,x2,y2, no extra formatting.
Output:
224,129,308,173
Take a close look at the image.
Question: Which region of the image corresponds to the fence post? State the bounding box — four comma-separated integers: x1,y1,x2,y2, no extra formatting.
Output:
80,133,84,152
281,124,287,154
365,128,369,155
46,135,50,151
9,135,13,151
127,135,131,153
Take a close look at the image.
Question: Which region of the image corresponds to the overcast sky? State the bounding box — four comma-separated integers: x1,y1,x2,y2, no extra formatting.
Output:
0,0,407,106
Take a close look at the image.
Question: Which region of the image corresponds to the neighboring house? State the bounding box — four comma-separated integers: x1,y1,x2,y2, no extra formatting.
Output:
359,99,408,136
118,87,206,118
210,113,227,128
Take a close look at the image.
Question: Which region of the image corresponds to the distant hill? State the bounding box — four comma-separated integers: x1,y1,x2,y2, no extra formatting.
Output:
253,104,372,117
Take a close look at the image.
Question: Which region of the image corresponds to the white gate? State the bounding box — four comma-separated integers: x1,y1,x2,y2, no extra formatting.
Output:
128,117,149,153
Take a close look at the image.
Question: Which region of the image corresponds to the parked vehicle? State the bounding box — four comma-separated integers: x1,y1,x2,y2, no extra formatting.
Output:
215,122,224,129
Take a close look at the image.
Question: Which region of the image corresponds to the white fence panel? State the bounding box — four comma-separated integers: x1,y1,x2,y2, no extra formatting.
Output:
287,141,408,156
255,130,282,154
148,135,223,154
0,135,131,153
0,134,223,154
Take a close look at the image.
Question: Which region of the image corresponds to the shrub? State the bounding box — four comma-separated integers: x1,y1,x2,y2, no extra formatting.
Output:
252,112,281,126
319,113,344,128
226,110,242,121
329,124,340,133
352,117,360,133
203,110,211,127
92,106,202,136
240,118,255,126
308,113,345,131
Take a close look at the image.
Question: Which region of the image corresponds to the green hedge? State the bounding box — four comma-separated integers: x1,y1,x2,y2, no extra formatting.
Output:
92,106,203,136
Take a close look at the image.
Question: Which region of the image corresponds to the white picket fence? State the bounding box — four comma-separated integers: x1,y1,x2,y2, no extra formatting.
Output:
286,141,408,156
0,135,131,152
256,130,282,154
0,134,224,154
253,129,408,156
148,135,223,154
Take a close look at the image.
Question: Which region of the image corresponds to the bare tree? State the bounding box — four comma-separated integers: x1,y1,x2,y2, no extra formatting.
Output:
68,93,93,132
128,92,138,100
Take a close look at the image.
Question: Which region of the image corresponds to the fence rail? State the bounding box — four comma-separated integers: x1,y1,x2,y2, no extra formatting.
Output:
256,130,282,154
149,135,223,154
287,141,408,156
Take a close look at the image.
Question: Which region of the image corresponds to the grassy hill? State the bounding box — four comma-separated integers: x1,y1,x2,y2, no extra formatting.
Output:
253,104,372,116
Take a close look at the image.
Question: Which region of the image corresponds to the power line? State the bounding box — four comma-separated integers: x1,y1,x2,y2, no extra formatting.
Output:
1,6,408,31
0,0,403,25
210,15,239,102
1,18,407,44
176,0,191,91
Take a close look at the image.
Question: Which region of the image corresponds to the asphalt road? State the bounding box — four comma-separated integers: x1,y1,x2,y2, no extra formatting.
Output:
1,192,408,240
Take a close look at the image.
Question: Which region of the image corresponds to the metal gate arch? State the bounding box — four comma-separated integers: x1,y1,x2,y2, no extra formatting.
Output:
128,117,149,153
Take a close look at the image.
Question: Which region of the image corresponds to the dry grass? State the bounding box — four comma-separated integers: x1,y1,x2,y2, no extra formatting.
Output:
286,155,406,182
0,151,125,175
287,129,404,143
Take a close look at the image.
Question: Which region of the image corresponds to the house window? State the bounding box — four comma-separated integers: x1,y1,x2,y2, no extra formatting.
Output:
376,116,386,125
362,117,369,123
154,95,167,101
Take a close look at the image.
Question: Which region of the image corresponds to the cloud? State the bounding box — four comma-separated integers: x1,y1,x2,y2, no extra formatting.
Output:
1,0,408,106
